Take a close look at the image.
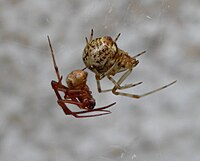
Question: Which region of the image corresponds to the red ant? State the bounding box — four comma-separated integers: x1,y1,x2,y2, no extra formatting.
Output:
47,36,116,118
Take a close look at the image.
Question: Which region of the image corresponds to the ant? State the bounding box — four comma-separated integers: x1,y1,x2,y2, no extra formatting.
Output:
47,36,116,118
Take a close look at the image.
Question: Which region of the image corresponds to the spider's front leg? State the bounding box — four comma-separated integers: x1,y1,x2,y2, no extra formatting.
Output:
51,80,68,99
51,80,76,115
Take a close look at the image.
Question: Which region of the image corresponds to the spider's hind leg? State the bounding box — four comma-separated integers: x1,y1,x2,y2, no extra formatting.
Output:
108,69,139,90
112,80,177,99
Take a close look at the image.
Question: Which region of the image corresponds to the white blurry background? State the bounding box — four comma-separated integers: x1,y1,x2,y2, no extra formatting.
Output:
0,0,200,161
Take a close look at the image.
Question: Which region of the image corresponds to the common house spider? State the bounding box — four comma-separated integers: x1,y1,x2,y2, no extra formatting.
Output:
47,36,116,118
83,29,176,98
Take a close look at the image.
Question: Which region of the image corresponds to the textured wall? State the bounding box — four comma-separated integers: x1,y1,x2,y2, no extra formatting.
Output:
0,0,200,161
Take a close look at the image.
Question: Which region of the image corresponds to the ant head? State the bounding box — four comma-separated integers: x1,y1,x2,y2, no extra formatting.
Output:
66,70,88,88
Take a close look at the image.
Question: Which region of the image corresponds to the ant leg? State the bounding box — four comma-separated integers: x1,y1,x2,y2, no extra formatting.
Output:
112,80,177,98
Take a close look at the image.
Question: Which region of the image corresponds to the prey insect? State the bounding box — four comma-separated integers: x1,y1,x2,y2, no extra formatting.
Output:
47,36,116,118
83,29,176,98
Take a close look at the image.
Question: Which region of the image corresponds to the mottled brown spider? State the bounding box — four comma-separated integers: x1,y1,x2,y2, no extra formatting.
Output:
47,36,116,118
83,29,176,98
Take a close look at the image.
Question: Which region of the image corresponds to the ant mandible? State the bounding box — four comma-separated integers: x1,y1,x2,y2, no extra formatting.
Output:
47,36,116,118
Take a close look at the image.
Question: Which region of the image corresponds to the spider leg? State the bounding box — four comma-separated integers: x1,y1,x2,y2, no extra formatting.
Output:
96,74,107,93
98,61,118,80
103,50,144,89
56,87,115,118
114,33,121,42
95,68,142,92
104,68,176,98
85,29,94,45
51,80,68,99
69,102,116,118
132,51,146,58
58,99,84,108
96,74,115,93
60,96,116,112
55,91,114,118
89,29,94,42
55,90,111,118
47,36,62,82
58,100,115,118
108,75,143,90
108,68,133,89
52,89,110,118
51,81,77,115
94,62,118,93
73,112,111,118
112,80,177,98
57,99,76,116
72,110,111,118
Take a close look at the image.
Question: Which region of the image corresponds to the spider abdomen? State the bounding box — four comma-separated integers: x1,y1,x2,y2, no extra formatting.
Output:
83,36,118,74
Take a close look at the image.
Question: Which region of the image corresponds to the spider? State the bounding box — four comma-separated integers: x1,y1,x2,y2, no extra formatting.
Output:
47,36,116,118
83,29,176,98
